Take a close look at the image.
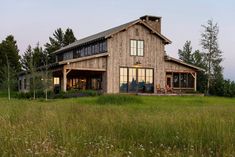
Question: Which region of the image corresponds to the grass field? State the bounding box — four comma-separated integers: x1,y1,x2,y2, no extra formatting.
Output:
0,95,234,156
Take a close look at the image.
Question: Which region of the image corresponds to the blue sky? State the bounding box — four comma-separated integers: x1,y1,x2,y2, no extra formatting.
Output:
1,0,235,80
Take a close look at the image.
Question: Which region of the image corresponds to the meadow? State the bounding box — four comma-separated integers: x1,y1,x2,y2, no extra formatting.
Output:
0,95,234,156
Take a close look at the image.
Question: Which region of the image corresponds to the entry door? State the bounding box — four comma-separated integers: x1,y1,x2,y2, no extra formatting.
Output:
166,77,172,88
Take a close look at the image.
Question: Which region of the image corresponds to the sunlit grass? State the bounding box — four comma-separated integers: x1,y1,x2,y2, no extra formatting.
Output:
0,96,234,156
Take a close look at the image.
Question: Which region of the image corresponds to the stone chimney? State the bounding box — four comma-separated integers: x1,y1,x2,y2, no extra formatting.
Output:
140,15,162,33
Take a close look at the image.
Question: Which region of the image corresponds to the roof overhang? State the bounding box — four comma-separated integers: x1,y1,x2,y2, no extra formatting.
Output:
53,16,172,54
165,55,205,72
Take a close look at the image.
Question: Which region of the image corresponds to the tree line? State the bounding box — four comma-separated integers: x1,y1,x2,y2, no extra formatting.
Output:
0,20,234,99
0,28,76,99
178,20,235,97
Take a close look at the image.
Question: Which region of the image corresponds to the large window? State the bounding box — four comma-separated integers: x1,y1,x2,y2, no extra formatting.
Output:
128,68,137,92
120,68,128,92
138,69,145,92
130,40,144,56
173,73,180,88
173,73,195,88
145,69,153,92
120,67,153,93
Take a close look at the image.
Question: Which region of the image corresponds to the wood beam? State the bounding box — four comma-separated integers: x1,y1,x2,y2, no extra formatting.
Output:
194,72,197,92
62,66,67,92
66,69,72,75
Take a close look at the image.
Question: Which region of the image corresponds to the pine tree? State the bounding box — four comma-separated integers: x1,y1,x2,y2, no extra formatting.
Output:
45,28,77,64
0,35,21,91
178,41,194,64
178,41,208,93
201,20,223,95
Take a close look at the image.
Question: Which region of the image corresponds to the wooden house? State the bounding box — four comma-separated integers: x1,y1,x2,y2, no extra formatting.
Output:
18,15,204,94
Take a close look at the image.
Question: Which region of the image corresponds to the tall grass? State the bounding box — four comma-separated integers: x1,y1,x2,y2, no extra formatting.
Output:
0,96,234,156
96,94,143,105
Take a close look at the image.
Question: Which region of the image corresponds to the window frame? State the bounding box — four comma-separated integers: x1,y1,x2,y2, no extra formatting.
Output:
119,67,154,93
130,39,144,57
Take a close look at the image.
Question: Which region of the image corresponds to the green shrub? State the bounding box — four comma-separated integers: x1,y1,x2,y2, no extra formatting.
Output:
96,94,143,105
55,89,101,98
16,89,102,99
16,90,54,99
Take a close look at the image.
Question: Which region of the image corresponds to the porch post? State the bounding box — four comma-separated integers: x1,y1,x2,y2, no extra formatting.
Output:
62,66,67,92
194,72,197,92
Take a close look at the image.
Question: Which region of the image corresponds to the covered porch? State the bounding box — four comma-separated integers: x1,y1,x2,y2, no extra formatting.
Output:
165,71,197,93
52,54,107,93
53,69,106,93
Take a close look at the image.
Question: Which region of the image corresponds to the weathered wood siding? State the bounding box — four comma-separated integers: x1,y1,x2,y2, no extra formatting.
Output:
165,61,196,73
64,57,107,71
106,23,166,93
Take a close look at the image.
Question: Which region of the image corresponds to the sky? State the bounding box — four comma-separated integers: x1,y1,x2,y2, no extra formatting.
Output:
0,0,234,80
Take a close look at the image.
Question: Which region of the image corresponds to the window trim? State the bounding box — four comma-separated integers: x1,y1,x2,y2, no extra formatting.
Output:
119,66,154,93
130,39,144,57
172,72,195,89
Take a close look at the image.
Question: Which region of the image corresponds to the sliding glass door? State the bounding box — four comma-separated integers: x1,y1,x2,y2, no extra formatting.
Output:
128,68,137,93
120,67,153,93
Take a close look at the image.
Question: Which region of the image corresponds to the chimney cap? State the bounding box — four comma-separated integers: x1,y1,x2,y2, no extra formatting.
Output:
140,15,162,21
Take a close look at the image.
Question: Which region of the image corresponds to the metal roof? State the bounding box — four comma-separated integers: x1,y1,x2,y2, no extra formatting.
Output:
54,16,171,54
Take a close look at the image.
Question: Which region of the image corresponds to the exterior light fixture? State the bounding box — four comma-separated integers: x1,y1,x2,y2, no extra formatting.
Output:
134,60,141,67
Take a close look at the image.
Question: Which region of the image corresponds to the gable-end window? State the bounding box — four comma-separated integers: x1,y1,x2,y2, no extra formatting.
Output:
137,41,144,56
130,40,144,56
131,40,137,55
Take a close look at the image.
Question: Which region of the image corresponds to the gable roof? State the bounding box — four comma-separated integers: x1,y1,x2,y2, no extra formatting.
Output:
54,17,171,54
164,55,205,71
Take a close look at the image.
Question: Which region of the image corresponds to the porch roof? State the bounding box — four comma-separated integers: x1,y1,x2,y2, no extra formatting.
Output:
164,55,205,72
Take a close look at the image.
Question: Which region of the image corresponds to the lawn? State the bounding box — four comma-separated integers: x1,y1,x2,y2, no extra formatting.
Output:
0,95,234,156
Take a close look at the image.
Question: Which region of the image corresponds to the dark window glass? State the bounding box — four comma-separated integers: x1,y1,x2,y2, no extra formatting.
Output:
180,73,188,88
80,47,84,57
24,79,27,90
173,73,179,88
92,45,95,54
84,47,88,56
88,46,91,55
99,42,103,52
57,54,63,62
63,51,73,60
19,80,22,90
188,73,195,88
73,49,80,58
103,41,107,52
95,43,99,54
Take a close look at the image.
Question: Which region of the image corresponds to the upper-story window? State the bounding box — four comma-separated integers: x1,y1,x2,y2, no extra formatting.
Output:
130,40,144,56
63,51,73,60
57,40,107,62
